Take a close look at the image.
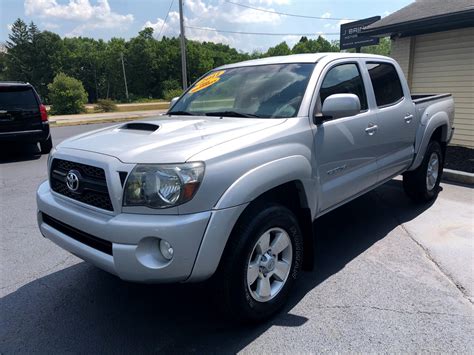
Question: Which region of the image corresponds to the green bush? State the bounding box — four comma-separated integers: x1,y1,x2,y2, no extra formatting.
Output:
48,73,87,115
95,99,118,112
164,88,183,101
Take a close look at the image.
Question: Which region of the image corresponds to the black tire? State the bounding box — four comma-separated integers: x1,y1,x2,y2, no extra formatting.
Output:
40,137,53,154
403,140,443,203
215,202,303,323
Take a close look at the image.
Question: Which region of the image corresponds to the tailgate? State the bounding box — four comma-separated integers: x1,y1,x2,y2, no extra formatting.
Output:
0,86,42,133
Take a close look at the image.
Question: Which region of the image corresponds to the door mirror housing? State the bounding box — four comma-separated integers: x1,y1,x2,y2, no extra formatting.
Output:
317,93,361,123
170,97,180,109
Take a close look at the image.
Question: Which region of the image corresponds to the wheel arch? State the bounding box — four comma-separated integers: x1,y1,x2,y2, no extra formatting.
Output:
409,112,449,171
213,155,315,271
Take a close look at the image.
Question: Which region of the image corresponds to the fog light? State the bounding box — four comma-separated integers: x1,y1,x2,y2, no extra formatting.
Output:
159,239,174,260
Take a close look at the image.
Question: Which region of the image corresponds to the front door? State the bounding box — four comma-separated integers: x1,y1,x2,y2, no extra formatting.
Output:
312,60,379,212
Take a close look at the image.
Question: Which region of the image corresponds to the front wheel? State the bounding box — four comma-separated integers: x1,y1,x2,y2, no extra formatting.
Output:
403,140,443,203
216,203,303,322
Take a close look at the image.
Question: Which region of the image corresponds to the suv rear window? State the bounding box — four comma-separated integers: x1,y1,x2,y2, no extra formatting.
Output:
367,62,404,107
0,86,38,108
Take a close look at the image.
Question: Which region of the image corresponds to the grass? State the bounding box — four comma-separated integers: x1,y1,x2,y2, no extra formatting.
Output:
85,102,170,113
116,102,169,112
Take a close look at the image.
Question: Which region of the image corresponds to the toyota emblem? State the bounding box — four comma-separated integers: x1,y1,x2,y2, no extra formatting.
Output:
66,170,80,192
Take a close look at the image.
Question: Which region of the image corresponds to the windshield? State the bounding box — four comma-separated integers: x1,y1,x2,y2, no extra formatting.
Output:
169,63,315,118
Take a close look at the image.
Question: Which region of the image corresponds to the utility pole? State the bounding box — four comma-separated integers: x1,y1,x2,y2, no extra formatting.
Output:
178,0,188,90
120,52,129,100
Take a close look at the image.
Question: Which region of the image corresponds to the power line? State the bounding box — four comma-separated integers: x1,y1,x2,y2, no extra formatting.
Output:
185,25,340,37
224,0,356,21
157,0,174,39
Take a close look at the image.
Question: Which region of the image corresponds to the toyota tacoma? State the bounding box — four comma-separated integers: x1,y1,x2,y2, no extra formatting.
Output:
37,53,454,321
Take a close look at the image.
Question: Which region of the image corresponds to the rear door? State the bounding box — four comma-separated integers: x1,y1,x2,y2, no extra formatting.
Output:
0,85,42,134
364,61,417,181
312,59,379,212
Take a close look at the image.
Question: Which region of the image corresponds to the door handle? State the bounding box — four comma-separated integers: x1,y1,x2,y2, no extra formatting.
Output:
404,114,414,123
365,123,378,135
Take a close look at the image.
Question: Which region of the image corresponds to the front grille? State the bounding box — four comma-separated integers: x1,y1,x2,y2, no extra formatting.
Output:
41,213,113,255
50,158,113,211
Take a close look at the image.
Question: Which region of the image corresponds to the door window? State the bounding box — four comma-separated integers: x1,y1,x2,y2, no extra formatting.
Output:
367,62,404,107
319,63,368,111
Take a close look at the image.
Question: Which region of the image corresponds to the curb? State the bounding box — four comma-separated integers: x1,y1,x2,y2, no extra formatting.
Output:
442,169,474,186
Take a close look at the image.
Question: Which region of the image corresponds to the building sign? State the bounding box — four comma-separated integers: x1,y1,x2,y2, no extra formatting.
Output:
340,16,381,50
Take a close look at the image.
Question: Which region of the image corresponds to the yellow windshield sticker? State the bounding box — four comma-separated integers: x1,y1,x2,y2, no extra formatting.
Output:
190,70,225,93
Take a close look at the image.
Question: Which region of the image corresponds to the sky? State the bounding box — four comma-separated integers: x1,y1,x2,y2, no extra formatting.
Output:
0,0,414,52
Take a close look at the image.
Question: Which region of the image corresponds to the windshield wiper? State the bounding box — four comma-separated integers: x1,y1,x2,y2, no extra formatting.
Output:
204,111,261,118
168,110,194,116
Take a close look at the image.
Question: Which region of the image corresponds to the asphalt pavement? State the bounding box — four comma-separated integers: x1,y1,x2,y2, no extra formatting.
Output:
1,123,473,353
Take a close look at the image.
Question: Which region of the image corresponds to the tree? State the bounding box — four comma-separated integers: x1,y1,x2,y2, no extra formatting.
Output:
361,37,391,56
292,36,338,54
5,19,32,82
265,42,291,57
48,73,87,114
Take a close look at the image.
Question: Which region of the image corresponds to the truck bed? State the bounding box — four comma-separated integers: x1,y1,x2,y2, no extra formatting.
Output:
412,93,452,104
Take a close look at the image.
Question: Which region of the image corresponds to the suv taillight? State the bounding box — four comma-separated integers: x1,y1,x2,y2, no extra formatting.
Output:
40,104,48,122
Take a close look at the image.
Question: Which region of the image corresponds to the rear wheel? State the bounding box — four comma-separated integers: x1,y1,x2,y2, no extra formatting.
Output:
40,137,53,154
403,140,443,202
216,203,303,322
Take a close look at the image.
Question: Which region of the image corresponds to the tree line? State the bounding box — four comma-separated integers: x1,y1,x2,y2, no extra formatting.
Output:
0,18,390,103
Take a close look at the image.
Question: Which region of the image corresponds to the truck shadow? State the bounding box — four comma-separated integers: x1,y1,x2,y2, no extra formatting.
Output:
1,179,435,353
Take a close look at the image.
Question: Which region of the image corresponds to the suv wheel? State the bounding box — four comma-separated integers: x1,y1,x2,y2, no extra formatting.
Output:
40,137,53,154
216,203,303,322
403,140,443,202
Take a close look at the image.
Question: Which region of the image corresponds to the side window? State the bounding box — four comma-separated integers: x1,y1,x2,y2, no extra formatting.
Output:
319,63,368,111
367,62,404,107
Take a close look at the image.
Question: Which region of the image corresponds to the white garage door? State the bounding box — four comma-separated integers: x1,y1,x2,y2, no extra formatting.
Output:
411,27,474,148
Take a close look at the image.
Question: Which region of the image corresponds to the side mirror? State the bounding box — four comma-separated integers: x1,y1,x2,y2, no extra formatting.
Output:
317,93,361,123
170,97,180,109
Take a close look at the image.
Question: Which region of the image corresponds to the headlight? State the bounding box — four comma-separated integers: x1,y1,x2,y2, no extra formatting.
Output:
123,162,205,208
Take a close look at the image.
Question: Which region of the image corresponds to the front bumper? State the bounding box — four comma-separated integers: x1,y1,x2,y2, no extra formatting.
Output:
37,181,212,283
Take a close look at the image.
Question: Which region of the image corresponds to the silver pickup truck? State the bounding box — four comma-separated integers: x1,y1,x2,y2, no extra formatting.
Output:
37,53,454,321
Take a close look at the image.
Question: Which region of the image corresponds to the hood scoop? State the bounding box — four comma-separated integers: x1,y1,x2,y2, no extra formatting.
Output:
120,122,160,132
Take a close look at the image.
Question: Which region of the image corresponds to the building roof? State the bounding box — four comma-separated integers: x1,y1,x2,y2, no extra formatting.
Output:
362,0,474,37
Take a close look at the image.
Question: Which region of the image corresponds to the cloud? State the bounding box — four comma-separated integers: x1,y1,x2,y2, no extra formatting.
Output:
144,0,284,45
41,21,60,30
249,0,291,4
338,19,352,26
144,11,234,45
321,12,331,19
282,35,300,47
24,0,133,35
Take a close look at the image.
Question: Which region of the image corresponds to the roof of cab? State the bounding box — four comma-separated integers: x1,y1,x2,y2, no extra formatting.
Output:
217,52,391,70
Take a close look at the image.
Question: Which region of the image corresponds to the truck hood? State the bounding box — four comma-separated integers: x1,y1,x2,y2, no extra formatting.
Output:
58,116,285,163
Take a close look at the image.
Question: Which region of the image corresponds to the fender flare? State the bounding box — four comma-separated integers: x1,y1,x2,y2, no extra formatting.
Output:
409,111,449,171
214,155,314,210
187,155,314,282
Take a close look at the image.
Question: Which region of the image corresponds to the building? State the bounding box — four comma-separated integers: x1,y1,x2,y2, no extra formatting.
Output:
362,0,474,148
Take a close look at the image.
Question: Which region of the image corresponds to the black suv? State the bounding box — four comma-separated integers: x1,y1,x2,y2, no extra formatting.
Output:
0,82,52,154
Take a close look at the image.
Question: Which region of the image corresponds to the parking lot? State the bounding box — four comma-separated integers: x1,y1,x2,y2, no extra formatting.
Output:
1,123,473,353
